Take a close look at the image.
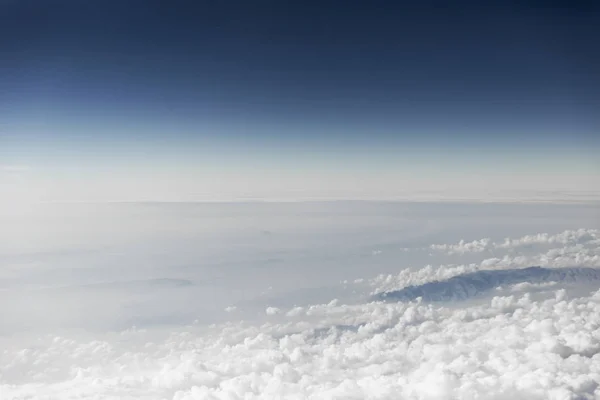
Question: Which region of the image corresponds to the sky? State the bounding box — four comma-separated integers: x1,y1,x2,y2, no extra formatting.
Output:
1,0,599,202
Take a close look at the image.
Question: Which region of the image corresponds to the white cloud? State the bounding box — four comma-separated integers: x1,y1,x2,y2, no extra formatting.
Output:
430,237,492,254
266,306,281,315
2,287,600,399
2,202,600,400
286,307,305,317
370,244,600,296
429,229,599,255
375,266,600,302
495,228,600,249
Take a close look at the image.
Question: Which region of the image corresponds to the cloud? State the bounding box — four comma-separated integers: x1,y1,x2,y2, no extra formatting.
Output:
430,237,492,254
375,266,600,302
3,218,600,400
428,229,599,255
495,229,599,249
370,243,600,296
2,287,600,399
266,306,281,315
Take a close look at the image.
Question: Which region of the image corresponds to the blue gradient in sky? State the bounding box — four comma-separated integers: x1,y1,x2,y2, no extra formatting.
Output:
1,1,598,201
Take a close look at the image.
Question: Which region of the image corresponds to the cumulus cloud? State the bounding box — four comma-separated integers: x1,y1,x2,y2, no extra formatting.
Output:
370,243,600,296
375,266,600,302
367,229,600,298
266,306,281,315
429,228,599,255
3,213,600,400
495,228,599,249
2,287,600,399
430,237,492,254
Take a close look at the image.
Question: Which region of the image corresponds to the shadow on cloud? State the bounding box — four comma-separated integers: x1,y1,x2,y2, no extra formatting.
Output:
375,266,600,302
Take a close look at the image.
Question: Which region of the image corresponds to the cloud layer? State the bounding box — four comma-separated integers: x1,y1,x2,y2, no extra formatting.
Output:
2,286,599,400
2,204,600,399
429,228,599,255
376,266,600,302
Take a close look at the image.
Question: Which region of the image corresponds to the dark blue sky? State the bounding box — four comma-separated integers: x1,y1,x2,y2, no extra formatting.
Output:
1,0,599,201
2,1,598,127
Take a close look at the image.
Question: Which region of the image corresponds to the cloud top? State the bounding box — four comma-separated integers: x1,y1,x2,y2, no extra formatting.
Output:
429,228,599,255
3,287,600,399
2,223,600,399
376,266,600,302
